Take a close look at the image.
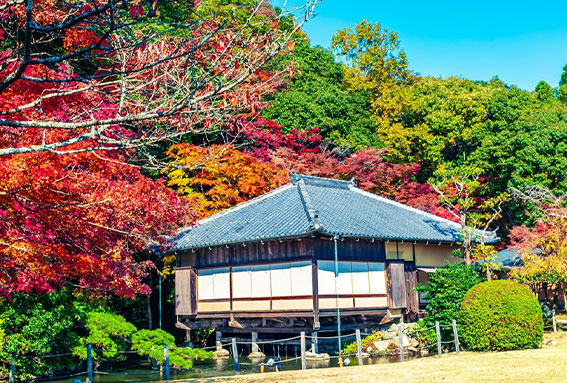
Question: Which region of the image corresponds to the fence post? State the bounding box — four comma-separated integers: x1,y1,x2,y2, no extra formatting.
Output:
356,329,363,365
452,319,460,354
232,338,239,373
435,321,442,358
87,343,93,383
251,332,259,354
312,331,318,354
300,331,306,370
553,309,557,333
164,344,170,381
216,331,223,351
9,352,15,383
399,328,405,362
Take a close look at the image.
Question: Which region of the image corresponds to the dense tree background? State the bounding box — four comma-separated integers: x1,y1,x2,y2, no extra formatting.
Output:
2,3,567,379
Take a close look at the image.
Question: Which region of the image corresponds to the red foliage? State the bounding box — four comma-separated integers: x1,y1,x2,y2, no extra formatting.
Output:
0,63,194,298
229,118,445,217
165,143,288,218
231,118,322,162
0,148,193,298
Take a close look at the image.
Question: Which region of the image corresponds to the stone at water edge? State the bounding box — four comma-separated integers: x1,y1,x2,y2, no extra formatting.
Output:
214,349,230,359
373,340,390,352
406,346,418,354
248,351,266,359
305,351,330,360
388,334,410,348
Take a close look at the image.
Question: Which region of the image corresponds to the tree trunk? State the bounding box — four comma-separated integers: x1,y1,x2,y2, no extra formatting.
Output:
486,267,492,281
463,246,472,266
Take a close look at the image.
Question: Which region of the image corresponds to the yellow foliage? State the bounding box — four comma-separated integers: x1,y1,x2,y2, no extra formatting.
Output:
163,144,288,218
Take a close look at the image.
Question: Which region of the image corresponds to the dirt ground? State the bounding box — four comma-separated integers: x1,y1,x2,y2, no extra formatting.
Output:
202,332,567,383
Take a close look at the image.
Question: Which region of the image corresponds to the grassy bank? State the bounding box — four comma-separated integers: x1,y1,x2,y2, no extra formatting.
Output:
209,333,567,383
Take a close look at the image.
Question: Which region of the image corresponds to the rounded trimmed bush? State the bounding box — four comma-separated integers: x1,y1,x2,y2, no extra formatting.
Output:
459,280,543,351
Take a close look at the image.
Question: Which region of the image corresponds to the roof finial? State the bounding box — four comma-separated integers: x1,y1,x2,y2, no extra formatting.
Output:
290,169,300,184
349,176,356,187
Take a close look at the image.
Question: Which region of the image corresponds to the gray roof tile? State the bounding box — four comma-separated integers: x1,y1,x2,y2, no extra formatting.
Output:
172,174,499,250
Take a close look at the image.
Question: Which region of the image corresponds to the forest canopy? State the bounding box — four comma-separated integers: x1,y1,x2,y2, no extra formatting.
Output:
2,2,567,379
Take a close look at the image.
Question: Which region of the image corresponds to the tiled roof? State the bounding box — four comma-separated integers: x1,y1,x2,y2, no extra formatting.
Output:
475,248,523,268
172,174,499,250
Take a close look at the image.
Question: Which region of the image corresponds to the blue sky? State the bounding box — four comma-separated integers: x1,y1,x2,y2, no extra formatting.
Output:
277,0,567,91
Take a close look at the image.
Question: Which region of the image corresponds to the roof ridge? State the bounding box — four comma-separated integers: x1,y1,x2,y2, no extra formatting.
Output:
292,173,354,189
348,185,463,229
296,179,322,231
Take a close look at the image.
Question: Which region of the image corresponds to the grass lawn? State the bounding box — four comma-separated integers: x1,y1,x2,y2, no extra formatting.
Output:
211,332,567,383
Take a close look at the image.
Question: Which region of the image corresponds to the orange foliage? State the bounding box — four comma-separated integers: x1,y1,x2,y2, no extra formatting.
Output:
164,144,288,218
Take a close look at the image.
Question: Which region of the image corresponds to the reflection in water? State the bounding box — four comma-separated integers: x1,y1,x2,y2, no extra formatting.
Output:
43,353,423,383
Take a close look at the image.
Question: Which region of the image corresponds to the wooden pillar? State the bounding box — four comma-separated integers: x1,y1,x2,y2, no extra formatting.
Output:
300,332,306,370
355,329,363,365
216,331,223,351
251,332,259,353
229,266,233,312
232,338,239,373
452,319,460,354
312,331,318,354
312,258,320,329
87,344,93,383
399,329,405,362
435,321,442,358
164,344,170,382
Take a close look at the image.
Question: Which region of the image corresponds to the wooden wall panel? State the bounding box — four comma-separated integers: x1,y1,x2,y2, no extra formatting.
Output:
404,262,418,314
194,238,316,267
386,261,407,309
314,238,386,262
175,267,197,315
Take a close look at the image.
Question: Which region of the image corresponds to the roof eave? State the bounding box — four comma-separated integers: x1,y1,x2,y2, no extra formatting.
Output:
169,229,318,252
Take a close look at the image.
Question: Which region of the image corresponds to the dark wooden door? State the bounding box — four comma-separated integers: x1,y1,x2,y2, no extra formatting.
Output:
175,267,197,315
386,260,407,309
404,262,418,314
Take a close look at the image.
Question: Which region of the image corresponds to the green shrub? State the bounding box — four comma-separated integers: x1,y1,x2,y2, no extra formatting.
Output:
131,329,213,369
459,280,543,351
74,312,137,362
415,262,483,345
342,331,382,355
0,291,83,380
407,321,436,348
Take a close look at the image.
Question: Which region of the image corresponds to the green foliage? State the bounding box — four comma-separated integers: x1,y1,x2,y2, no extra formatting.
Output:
131,329,213,369
191,329,214,348
535,80,554,102
415,262,483,343
0,290,84,380
263,40,378,149
408,321,437,348
75,312,137,362
342,331,382,355
459,280,543,351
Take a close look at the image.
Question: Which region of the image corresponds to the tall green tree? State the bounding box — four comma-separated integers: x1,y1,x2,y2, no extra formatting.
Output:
331,20,413,154
263,39,378,149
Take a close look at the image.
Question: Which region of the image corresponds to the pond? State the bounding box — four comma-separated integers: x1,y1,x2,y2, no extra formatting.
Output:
40,352,423,383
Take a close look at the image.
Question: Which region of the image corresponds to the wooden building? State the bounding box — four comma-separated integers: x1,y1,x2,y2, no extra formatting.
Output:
171,174,498,334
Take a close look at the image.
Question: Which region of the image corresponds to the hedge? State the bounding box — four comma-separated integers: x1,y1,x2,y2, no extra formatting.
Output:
459,280,543,351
